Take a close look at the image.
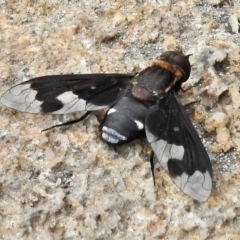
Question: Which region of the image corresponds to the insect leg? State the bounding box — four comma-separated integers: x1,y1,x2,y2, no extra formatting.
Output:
183,100,200,108
42,111,91,132
149,151,156,186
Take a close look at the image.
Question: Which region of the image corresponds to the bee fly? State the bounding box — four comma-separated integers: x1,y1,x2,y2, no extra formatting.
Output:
0,51,212,202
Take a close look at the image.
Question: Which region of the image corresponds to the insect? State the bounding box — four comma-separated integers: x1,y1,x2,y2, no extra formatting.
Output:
1,51,212,202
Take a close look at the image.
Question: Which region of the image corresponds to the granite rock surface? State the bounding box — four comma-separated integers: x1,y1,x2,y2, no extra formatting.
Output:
0,0,240,239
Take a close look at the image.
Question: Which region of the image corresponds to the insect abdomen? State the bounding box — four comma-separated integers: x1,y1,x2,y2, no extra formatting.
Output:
101,96,149,144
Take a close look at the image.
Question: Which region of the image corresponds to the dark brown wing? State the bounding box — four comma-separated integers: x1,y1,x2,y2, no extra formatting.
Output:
1,74,133,114
145,91,212,202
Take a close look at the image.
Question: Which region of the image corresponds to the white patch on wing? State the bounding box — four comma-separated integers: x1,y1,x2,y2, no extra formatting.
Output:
145,127,156,143
1,84,43,113
53,99,86,114
173,172,189,189
107,108,117,115
151,141,184,169
55,92,108,113
25,89,37,103
151,140,169,169
25,99,43,113
57,91,78,103
53,91,86,113
173,170,212,202
151,138,212,201
170,144,184,160
134,120,144,130
1,84,32,106
10,83,31,96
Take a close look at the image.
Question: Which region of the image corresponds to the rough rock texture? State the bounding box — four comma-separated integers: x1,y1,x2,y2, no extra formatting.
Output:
0,0,240,239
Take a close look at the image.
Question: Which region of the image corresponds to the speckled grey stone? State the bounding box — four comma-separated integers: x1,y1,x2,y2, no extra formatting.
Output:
0,1,240,239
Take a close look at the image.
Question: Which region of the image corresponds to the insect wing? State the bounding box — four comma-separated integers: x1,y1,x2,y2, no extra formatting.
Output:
145,91,212,202
1,74,133,114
